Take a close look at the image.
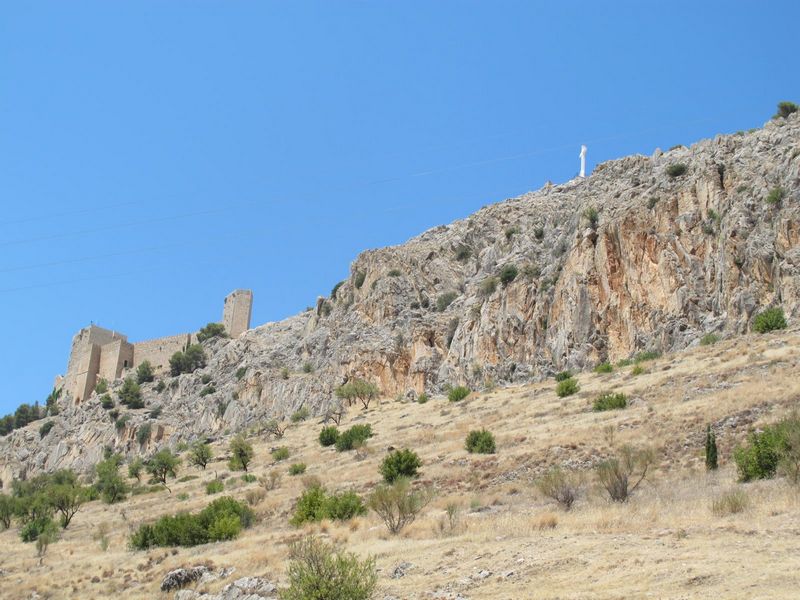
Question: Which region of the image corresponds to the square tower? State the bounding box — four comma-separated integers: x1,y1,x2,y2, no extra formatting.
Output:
222,289,253,338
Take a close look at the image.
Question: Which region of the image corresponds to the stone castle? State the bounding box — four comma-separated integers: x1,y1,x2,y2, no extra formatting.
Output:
58,289,252,404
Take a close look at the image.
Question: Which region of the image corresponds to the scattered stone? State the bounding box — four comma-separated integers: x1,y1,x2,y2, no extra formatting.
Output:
161,566,210,592
390,562,414,579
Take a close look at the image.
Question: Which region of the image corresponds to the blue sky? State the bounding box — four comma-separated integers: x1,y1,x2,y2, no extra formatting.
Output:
1,1,798,414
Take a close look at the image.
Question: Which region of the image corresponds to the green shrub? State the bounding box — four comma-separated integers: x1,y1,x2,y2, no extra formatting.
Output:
368,478,433,534
353,270,366,289
235,366,247,380
416,393,429,404
187,441,213,470
118,378,144,409
136,423,152,445
155,380,166,392
169,344,207,376
331,280,345,299
136,361,155,384
206,480,224,495
241,473,257,483
634,350,661,363
335,424,373,452
289,463,307,476
319,426,340,447
129,496,253,549
556,377,579,397
631,365,646,376
554,370,573,382
766,186,786,205
302,362,314,374
705,425,718,471
583,206,599,227
291,407,310,423
733,417,798,481
592,392,627,412
498,264,519,286
128,457,144,483
700,333,720,346
229,436,255,471
379,449,421,483
773,101,799,120
290,485,366,526
465,429,496,454
752,307,787,333
115,415,130,431
20,516,57,543
272,446,290,461
593,362,613,374
94,455,129,504
436,292,458,312
479,277,498,296
455,245,472,261
281,535,377,600
448,386,470,402
536,467,580,510
666,163,688,177
100,394,114,409
39,421,54,438
95,379,108,394
145,449,180,490
335,379,380,409
197,322,227,342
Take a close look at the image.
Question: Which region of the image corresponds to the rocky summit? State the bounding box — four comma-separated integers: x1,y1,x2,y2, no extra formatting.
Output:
2,113,798,483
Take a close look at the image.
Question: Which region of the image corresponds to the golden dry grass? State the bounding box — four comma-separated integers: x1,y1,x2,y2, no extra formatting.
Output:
2,328,800,599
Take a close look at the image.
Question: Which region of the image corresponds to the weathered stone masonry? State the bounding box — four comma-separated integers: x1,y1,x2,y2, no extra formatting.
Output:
59,290,253,403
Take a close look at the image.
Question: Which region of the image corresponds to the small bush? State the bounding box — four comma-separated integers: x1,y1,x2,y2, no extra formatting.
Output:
634,350,661,363
197,322,227,343
593,392,627,412
537,467,580,510
597,445,655,502
773,101,799,120
455,245,472,262
593,362,613,374
479,277,498,296
752,307,787,333
118,378,144,409
228,436,254,472
666,163,688,178
465,429,496,454
245,488,266,506
319,426,340,447
353,270,366,289
417,393,429,404
498,264,519,286
39,421,54,438
281,535,377,600
235,366,247,380
436,292,458,312
280,367,290,379
583,206,598,227
700,333,720,346
766,186,786,205
448,386,471,402
631,365,646,376
368,478,433,534
711,489,749,516
95,379,108,394
155,380,166,392
100,394,114,409
291,407,310,423
335,424,373,452
136,361,155,384
136,423,152,445
380,449,422,483
733,417,799,481
289,463,307,476
556,377,579,397
290,485,367,526
169,344,207,376
554,370,573,382
272,446,290,462
302,362,314,374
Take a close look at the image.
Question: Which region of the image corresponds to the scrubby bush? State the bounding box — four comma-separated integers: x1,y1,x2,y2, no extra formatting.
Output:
593,362,613,374
592,392,627,412
448,386,470,402
319,426,340,447
634,350,661,363
136,361,155,384
596,445,655,502
479,277,498,296
128,457,144,483
197,322,227,343
235,366,247,380
136,423,152,446
335,424,373,452
554,370,572,382
711,489,749,516
229,436,255,471
733,416,800,481
537,467,580,510
272,446,290,462
436,291,458,312
773,101,799,120
666,163,688,177
700,333,720,346
280,535,377,600
353,270,366,289
94,455,129,504
169,344,207,376
380,449,421,483
583,206,599,227
289,463,307,476
290,485,366,526
465,429,496,454
39,421,54,438
291,407,310,423
752,307,787,333
100,394,114,409
188,441,213,470
118,378,144,409
129,496,254,549
417,393,429,404
498,264,519,286
766,186,786,205
155,379,166,392
368,478,433,534
631,365,646,376
145,449,180,491
94,379,108,394
556,377,579,397
206,480,224,495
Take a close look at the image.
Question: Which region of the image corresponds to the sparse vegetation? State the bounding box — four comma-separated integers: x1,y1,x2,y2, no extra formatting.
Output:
479,277,498,296
272,446,290,461
436,291,458,312
752,307,787,333
465,429,496,454
417,392,429,404
537,467,580,510
380,448,422,483
368,477,433,534
556,377,579,397
593,361,613,374
666,163,688,177
554,370,573,382
94,379,108,394
700,333,720,346
290,485,367,526
592,392,627,412
291,407,310,422
596,445,655,502
711,489,749,516
236,366,247,380
448,386,471,402
206,480,224,495
498,264,519,286
289,463,307,476
353,270,366,289
197,322,227,343
229,436,255,471
773,101,799,120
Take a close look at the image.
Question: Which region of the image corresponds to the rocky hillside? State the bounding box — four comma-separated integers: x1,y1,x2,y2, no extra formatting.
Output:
2,113,798,484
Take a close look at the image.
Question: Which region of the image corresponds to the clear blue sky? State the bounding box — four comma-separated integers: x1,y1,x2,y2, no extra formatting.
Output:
1,1,798,414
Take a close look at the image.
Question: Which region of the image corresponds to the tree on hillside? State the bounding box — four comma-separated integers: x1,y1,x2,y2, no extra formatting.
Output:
197,322,227,343
705,425,718,471
229,436,254,472
335,379,380,410
48,482,87,529
188,441,213,470
94,455,129,504
136,361,155,384
146,449,181,492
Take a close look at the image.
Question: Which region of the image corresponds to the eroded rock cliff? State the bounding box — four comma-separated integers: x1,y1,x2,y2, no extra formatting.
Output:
2,113,798,483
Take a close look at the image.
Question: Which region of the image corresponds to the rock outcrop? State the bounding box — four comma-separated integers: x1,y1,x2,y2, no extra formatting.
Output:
2,113,799,483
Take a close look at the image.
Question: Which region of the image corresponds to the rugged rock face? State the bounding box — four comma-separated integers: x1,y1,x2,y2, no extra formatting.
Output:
2,114,798,484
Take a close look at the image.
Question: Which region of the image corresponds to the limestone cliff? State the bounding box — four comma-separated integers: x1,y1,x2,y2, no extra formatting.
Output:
2,113,799,484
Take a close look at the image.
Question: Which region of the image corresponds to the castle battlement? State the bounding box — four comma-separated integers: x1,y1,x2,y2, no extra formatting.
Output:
60,290,252,403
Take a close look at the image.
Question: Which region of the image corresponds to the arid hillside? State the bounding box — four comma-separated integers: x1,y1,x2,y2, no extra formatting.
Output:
2,326,800,599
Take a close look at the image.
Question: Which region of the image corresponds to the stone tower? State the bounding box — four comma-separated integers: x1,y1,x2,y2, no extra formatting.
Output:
222,289,253,338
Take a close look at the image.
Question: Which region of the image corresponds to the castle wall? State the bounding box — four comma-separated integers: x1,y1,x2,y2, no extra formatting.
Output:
133,334,192,373
223,289,253,338
98,339,134,383
63,326,126,403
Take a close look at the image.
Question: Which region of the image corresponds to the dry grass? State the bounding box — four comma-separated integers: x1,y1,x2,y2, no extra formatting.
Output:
3,329,800,598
